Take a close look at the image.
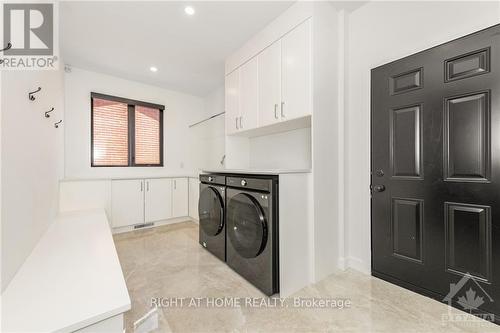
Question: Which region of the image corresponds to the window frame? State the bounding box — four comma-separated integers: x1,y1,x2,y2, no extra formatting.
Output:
90,92,164,167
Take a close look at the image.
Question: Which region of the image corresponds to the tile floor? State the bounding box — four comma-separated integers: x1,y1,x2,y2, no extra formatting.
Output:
113,221,500,333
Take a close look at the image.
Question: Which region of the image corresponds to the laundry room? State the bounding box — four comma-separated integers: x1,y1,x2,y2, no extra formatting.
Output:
1,1,500,333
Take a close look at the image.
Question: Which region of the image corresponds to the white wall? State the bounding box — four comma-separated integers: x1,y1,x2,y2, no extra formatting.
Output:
191,86,225,170
249,128,311,170
1,69,64,291
345,1,500,273
64,67,206,179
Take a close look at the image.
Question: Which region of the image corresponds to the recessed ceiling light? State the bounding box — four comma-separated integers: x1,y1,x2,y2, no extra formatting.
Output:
150,66,158,72
184,6,195,16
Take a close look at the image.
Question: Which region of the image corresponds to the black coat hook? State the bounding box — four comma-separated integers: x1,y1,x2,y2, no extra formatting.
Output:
1,43,12,52
28,87,41,101
54,120,62,128
45,107,54,118
0,43,11,64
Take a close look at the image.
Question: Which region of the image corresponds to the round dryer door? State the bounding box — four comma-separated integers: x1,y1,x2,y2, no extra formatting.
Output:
227,193,268,259
199,187,224,236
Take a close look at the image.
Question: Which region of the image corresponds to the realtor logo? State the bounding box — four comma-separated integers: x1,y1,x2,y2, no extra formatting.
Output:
2,2,57,70
3,3,53,55
442,273,495,323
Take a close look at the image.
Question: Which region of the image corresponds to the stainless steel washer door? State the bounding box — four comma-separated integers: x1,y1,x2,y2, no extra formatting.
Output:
227,193,268,259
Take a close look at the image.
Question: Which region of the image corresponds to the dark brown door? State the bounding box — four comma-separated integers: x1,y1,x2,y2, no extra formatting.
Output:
371,24,500,320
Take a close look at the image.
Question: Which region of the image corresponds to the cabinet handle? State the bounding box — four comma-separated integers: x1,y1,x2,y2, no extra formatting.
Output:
235,117,239,130
140,181,143,192
281,101,285,118
146,181,149,192
239,116,243,129
274,104,279,119
174,179,177,190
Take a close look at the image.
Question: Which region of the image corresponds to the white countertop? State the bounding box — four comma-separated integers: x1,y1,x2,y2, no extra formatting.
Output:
61,174,199,182
2,210,131,333
202,168,312,175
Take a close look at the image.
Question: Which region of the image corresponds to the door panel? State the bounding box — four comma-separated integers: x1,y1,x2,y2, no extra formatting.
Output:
445,202,492,282
145,178,172,223
240,57,259,131
225,70,240,135
172,178,188,218
371,24,500,319
391,198,424,263
281,19,311,120
444,91,490,182
111,179,144,227
259,41,281,127
390,104,423,178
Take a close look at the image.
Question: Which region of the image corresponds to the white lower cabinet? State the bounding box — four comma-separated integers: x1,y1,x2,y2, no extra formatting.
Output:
111,179,145,228
172,178,188,218
145,178,172,223
111,177,188,228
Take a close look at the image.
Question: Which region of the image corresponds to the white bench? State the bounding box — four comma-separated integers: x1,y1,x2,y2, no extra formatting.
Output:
2,210,130,332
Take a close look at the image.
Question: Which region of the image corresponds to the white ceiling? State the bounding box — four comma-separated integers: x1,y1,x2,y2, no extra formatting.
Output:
60,1,294,97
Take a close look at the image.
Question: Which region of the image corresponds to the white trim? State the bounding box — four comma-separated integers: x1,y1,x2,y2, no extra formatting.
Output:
346,256,370,275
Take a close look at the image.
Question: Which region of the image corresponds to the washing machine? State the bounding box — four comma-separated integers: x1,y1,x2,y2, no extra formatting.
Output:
225,175,279,296
198,174,226,262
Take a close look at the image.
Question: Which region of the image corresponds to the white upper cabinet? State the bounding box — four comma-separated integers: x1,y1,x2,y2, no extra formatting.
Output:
145,178,172,223
281,19,311,121
225,69,240,135
258,40,282,127
172,178,188,218
225,18,311,136
239,57,259,131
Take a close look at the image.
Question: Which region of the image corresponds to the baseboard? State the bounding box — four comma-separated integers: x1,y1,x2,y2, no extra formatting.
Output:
346,256,371,275
337,257,347,271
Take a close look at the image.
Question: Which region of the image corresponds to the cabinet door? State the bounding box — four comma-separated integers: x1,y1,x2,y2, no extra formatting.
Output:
145,178,172,223
111,179,144,227
172,178,189,218
282,19,311,120
189,178,200,220
239,57,259,131
225,70,240,135
259,40,282,127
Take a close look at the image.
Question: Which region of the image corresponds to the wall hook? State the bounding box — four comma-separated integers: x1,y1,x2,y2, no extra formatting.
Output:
54,120,62,128
45,107,54,118
0,43,11,64
28,87,41,101
1,42,12,52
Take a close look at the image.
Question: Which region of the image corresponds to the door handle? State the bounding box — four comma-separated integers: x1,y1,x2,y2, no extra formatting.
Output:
281,101,285,118
239,116,243,129
274,104,279,119
372,184,386,193
235,117,238,130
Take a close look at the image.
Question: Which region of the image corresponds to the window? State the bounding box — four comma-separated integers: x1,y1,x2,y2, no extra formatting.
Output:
91,93,164,167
